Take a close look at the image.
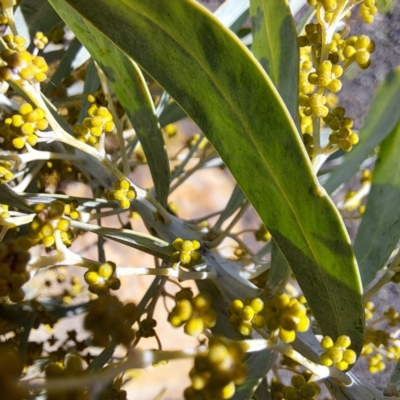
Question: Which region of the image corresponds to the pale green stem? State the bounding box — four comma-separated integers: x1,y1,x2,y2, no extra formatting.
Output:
25,348,202,392
338,183,370,211
19,81,147,198
0,150,83,165
364,250,400,301
116,266,216,281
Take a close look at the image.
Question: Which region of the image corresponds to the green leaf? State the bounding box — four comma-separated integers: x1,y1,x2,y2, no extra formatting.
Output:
268,239,290,288
0,185,33,213
324,68,400,195
49,0,364,353
48,11,170,207
43,37,88,95
250,0,299,119
233,350,274,400
78,59,100,124
354,122,400,287
70,220,173,260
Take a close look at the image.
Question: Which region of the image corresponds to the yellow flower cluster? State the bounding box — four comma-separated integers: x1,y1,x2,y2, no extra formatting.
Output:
360,0,378,24
0,237,31,302
0,34,48,82
324,107,359,152
264,293,310,343
0,160,13,183
108,179,136,209
319,335,357,370
1,103,48,149
282,374,321,400
33,31,49,50
84,261,121,296
171,238,202,267
184,337,247,400
168,289,217,336
229,297,266,336
72,96,115,147
29,201,74,248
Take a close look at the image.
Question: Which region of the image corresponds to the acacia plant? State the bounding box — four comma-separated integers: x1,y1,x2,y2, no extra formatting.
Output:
0,0,400,399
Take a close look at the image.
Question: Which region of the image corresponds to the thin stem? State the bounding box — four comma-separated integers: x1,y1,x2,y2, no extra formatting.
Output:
20,81,146,198
208,201,250,248
170,134,203,182
364,250,400,301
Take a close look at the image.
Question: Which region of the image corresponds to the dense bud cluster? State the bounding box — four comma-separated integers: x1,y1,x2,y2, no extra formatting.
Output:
229,297,266,336
308,60,343,92
33,31,49,50
360,0,378,24
343,35,375,69
171,238,202,266
84,294,136,347
184,337,248,400
297,23,322,48
29,201,74,247
324,107,358,152
254,224,272,241
281,374,321,400
264,293,310,343
63,200,81,220
0,237,31,302
319,335,357,370
168,288,217,336
368,353,385,373
45,354,88,400
0,34,48,82
108,179,136,209
72,96,115,147
84,261,121,296
0,160,13,182
1,103,49,149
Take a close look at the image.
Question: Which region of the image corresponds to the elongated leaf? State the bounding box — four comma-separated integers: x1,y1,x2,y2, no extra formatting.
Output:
354,122,400,286
78,59,100,124
50,0,364,352
70,220,172,260
268,239,290,288
50,12,170,207
43,37,85,95
250,0,299,119
232,350,274,400
324,68,400,195
158,0,252,128
0,185,33,213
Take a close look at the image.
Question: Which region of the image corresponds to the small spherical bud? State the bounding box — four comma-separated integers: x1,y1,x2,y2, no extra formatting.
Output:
240,305,255,322
320,352,333,366
184,317,204,336
321,336,334,350
336,335,351,348
328,346,343,363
